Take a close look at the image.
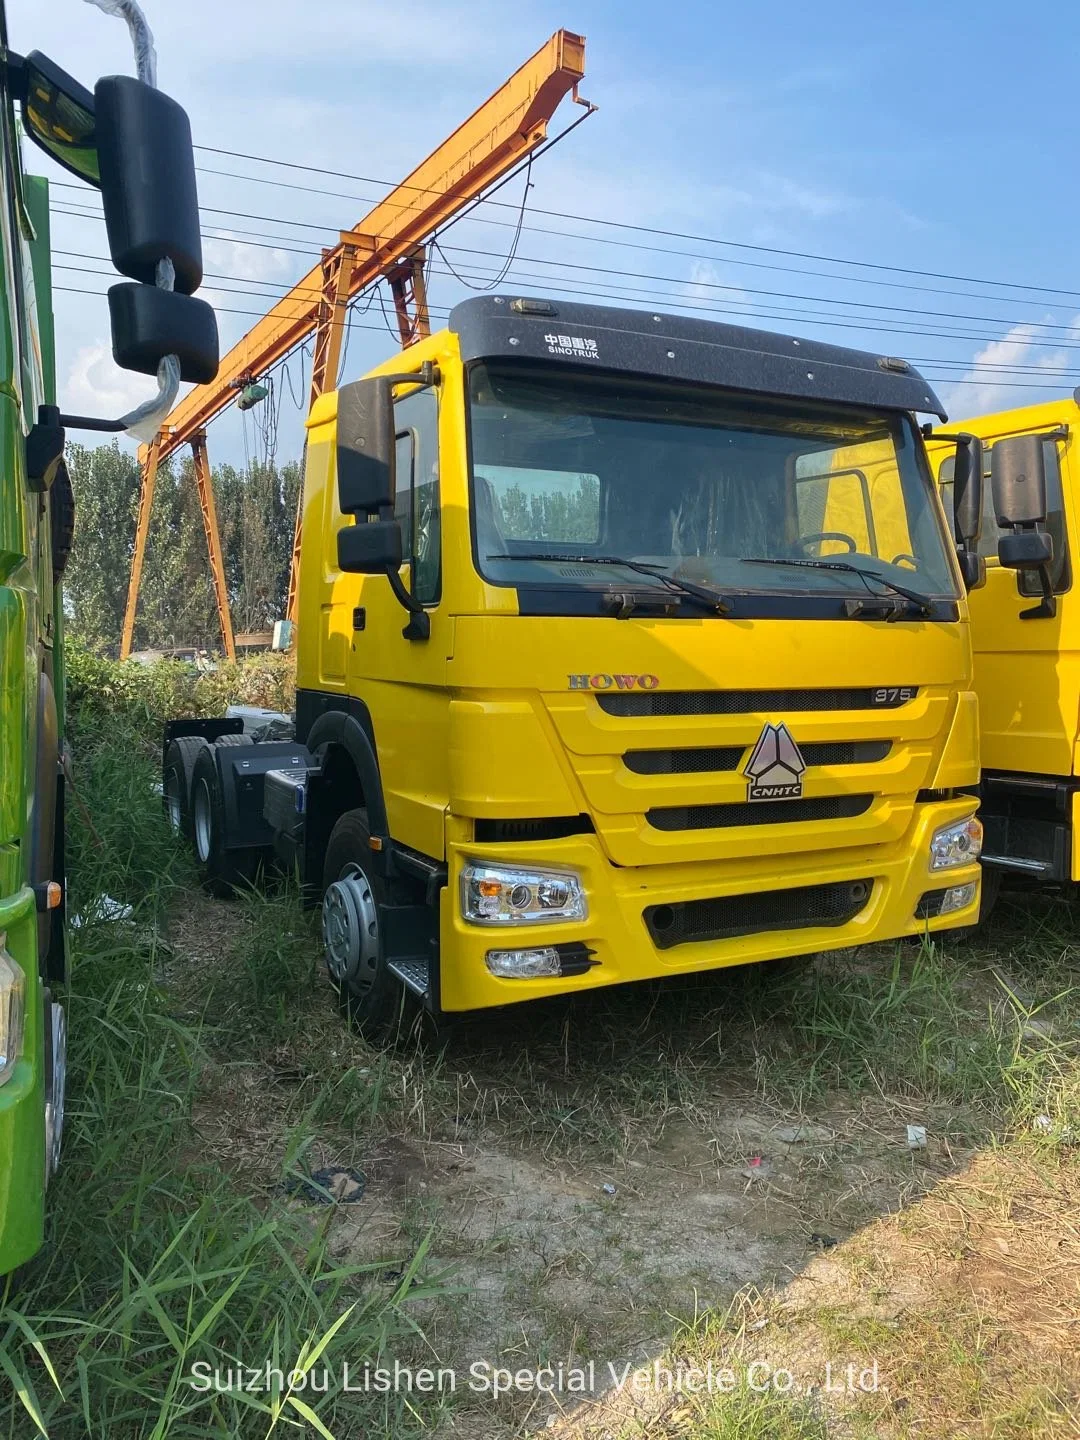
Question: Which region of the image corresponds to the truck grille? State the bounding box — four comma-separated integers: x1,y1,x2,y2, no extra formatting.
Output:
624,740,890,774
598,687,917,717
645,878,873,949
647,795,873,830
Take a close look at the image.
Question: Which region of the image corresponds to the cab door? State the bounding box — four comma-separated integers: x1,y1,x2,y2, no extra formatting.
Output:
343,383,451,860
939,426,1075,779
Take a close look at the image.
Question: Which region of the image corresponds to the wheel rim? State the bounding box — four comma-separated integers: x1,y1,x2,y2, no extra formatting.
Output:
322,862,380,991
44,1002,66,1184
193,778,213,862
165,769,183,833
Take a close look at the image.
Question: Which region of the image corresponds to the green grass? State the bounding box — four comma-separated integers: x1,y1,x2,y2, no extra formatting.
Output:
4,654,1079,1438
0,716,451,1439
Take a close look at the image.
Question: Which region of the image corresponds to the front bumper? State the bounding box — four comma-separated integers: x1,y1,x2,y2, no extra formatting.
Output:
0,887,45,1275
438,796,981,1011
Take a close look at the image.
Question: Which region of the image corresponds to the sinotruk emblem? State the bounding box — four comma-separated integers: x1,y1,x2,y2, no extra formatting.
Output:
744,722,806,801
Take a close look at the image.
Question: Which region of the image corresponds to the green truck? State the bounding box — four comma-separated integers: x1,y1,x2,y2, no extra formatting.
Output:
0,2,218,1275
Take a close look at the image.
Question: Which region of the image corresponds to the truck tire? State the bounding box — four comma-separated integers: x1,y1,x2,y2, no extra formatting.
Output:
190,745,256,897
163,736,208,843
321,808,414,1045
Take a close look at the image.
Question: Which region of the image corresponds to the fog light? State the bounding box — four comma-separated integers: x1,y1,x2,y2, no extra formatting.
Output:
916,881,978,919
0,937,26,1087
462,862,586,925
485,947,562,978
930,816,983,871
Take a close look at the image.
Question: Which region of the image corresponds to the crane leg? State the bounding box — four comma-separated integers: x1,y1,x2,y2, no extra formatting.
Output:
191,431,236,660
120,434,162,661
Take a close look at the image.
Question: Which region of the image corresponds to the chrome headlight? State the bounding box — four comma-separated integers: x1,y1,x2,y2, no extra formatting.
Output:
930,816,983,871
461,862,587,925
0,938,26,1087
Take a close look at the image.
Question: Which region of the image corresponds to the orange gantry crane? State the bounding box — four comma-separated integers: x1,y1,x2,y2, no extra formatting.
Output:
120,30,588,660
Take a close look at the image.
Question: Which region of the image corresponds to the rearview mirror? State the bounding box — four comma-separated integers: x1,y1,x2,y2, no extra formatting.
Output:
108,283,219,384
19,51,99,184
337,378,397,516
991,434,1056,619
14,50,219,389
338,519,403,573
952,434,983,548
96,74,204,294
992,434,1047,527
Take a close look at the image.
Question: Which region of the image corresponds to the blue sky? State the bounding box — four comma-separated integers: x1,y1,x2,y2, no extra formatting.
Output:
12,0,1080,467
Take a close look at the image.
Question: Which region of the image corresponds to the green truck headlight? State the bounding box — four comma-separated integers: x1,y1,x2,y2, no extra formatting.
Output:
930,816,983,871
461,862,587,925
0,938,26,1086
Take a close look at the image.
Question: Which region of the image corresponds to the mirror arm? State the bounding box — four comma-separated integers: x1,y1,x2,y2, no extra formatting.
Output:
59,413,127,433
380,361,439,393
1020,532,1057,620
4,53,28,101
384,567,431,641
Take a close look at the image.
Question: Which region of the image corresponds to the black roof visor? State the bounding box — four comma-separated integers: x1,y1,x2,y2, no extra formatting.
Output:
449,295,947,420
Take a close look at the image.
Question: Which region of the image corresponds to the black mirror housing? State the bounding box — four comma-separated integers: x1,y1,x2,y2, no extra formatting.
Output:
338,519,403,574
337,378,396,515
108,283,219,383
96,75,203,294
952,434,984,547
999,531,1053,570
957,550,985,591
991,434,1047,527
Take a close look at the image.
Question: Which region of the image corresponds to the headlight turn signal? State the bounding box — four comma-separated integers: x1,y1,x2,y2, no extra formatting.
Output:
461,863,587,925
930,816,983,872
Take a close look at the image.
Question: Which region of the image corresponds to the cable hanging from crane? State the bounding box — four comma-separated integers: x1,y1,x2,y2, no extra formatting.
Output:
432,154,533,293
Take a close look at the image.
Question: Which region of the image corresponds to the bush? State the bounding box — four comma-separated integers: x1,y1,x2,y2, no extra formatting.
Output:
65,639,295,753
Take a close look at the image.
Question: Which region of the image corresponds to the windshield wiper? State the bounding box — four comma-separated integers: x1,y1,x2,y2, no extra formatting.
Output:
486,553,733,615
740,556,933,617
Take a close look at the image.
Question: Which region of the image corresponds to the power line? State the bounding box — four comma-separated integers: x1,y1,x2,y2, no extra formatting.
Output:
52,252,1080,386
51,236,1080,352
51,282,1078,396
49,174,1080,321
189,141,1080,305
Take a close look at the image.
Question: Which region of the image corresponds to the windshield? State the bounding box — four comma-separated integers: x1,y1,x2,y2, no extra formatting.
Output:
468,362,960,611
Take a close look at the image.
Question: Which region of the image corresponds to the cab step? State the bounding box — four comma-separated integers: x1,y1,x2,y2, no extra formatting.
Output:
386,955,430,996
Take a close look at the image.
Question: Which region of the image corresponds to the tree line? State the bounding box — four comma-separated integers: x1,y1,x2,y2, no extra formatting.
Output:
65,442,301,654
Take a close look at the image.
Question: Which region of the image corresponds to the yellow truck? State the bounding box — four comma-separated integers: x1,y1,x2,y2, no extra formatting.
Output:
931,397,1078,904
164,298,985,1040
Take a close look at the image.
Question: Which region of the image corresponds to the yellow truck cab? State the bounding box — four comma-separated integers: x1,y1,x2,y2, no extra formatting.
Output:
931,396,1080,893
166,297,984,1040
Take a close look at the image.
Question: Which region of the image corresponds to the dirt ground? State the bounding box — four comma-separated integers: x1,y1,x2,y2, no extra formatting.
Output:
166,892,1045,1438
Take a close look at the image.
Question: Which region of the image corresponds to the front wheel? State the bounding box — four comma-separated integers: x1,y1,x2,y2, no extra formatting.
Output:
321,809,415,1045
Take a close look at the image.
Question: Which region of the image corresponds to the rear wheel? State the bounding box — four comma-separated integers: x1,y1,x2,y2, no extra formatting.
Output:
321,809,415,1045
191,746,256,897
163,736,208,842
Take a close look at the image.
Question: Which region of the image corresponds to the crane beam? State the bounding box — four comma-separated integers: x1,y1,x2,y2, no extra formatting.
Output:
141,29,586,469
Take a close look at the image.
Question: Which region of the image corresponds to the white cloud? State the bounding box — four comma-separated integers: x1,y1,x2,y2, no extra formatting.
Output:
937,318,1079,419
60,342,160,421
203,234,295,285
679,260,752,322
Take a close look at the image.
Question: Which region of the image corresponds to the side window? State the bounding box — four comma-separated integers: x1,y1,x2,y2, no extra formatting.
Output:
793,469,874,556
393,388,440,604
939,437,1069,594
474,466,601,544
